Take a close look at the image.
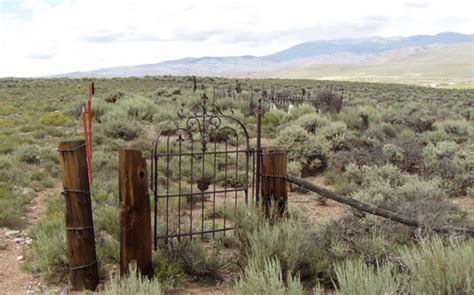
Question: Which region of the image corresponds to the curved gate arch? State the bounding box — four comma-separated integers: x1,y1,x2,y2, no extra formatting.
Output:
151,94,255,246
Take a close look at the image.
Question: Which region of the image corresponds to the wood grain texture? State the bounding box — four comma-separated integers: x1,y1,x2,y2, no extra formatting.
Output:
119,149,152,277
58,140,99,291
261,149,288,217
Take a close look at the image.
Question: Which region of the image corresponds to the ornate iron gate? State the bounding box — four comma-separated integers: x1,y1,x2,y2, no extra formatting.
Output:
151,94,255,247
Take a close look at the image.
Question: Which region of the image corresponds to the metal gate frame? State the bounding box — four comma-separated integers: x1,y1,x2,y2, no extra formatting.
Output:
151,94,257,247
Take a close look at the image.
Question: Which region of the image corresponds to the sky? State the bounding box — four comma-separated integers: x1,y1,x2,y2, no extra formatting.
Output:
0,0,472,77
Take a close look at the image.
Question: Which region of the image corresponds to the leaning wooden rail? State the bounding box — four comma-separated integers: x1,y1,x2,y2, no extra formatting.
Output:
287,175,474,236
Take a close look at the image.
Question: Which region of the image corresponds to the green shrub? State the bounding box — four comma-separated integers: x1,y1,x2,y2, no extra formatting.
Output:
235,257,304,295
423,141,473,196
30,211,68,283
262,110,286,127
334,260,400,295
40,112,70,126
118,96,156,122
103,120,142,140
105,90,126,103
284,103,317,121
235,204,308,276
401,237,474,295
14,144,41,164
294,113,328,134
347,164,444,206
157,239,228,280
382,144,404,164
0,184,29,227
277,125,330,175
100,263,163,294
436,120,471,143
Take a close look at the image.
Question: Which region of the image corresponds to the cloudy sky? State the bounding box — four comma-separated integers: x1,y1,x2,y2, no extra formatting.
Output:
0,0,472,77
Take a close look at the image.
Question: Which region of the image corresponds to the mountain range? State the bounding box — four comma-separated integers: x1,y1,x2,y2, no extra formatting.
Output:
62,32,474,86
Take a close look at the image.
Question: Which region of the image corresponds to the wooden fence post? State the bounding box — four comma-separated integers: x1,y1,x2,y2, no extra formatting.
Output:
119,149,152,277
261,149,288,218
58,140,99,291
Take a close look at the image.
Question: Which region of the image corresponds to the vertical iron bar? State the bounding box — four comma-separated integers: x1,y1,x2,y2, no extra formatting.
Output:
153,153,158,250
190,140,194,240
223,140,228,235
255,97,262,204
201,151,205,240
234,136,239,209
212,140,217,238
165,138,170,244
178,135,182,241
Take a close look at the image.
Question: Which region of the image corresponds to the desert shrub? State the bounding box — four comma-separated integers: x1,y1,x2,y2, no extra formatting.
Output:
400,237,473,295
0,184,29,227
294,113,328,134
334,260,400,295
30,209,68,283
277,125,330,175
221,171,247,188
435,120,472,143
262,110,286,127
235,257,304,295
346,163,444,206
234,203,308,278
13,144,41,164
287,160,302,177
363,123,398,142
95,204,120,239
152,251,186,287
100,263,163,294
316,89,343,113
315,121,351,151
40,111,70,126
91,99,111,123
117,96,156,121
423,141,473,196
152,87,173,98
157,239,229,280
152,103,177,122
105,90,126,103
404,117,434,133
103,120,142,140
284,103,317,121
382,143,404,165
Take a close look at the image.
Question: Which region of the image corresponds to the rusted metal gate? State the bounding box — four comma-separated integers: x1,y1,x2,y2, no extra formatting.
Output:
151,94,256,247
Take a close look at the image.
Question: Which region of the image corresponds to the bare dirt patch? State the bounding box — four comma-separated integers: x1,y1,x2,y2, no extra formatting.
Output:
0,183,61,294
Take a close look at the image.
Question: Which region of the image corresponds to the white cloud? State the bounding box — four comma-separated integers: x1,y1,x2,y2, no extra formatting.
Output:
0,0,472,76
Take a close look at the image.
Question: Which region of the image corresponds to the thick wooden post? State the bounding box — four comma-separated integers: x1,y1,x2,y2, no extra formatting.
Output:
261,149,288,218
58,140,99,291
119,149,152,277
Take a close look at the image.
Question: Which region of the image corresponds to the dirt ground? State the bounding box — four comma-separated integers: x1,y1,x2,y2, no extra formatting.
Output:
0,183,60,295
1,175,472,294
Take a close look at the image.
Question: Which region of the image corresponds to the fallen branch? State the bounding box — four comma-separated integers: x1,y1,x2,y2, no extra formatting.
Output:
287,175,474,236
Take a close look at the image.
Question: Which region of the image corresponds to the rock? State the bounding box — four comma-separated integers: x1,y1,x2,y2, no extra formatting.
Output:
17,255,24,261
5,230,21,239
14,237,26,244
25,238,33,245
20,187,35,196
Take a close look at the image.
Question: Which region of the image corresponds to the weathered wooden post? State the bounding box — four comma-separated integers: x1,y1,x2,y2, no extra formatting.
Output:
261,149,288,218
119,149,152,277
58,140,99,291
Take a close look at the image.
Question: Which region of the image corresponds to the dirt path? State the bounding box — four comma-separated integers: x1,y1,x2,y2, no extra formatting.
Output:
290,176,348,226
0,183,61,295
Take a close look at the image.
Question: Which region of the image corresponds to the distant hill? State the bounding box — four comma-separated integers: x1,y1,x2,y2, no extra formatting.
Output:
267,42,474,87
61,32,474,86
